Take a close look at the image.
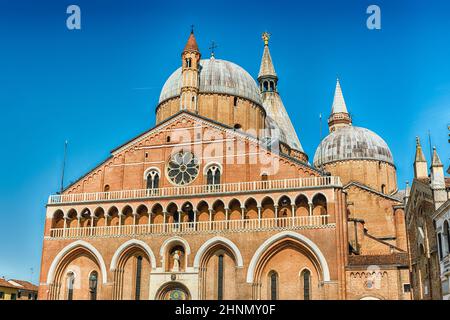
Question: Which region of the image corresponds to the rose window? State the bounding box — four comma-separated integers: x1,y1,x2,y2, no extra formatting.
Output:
167,151,199,185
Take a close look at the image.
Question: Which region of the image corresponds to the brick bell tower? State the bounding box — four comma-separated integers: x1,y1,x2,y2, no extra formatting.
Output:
180,28,201,113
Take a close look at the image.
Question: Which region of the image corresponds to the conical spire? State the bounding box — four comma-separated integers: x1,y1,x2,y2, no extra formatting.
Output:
328,78,352,132
431,147,443,167
414,137,426,163
183,30,199,53
331,78,348,114
258,32,277,79
413,137,428,179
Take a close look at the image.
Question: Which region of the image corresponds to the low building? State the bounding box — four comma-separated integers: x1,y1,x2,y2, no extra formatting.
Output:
0,278,38,300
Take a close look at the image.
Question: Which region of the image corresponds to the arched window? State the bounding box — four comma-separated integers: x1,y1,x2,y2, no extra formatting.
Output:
146,169,160,189
301,270,311,300
135,256,143,300
438,233,443,260
206,165,221,185
269,271,278,300
89,271,98,300
185,58,192,68
381,184,386,194
233,96,238,107
66,272,75,300
103,185,110,192
217,254,224,300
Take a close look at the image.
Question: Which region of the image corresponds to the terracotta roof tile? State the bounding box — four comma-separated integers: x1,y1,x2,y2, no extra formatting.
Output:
183,32,199,52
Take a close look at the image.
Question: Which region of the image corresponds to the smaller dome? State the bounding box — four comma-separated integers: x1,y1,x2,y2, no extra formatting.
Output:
313,126,394,167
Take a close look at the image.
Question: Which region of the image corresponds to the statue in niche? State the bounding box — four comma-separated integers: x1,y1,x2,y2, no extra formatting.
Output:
172,250,180,272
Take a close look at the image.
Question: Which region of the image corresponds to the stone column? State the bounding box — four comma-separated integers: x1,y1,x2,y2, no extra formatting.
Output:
257,206,262,228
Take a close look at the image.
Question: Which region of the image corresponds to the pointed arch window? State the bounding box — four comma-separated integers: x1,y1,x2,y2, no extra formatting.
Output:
146,169,160,190
135,256,143,300
186,58,192,68
67,272,75,300
217,254,224,300
269,271,278,300
301,270,311,300
206,165,221,186
89,271,98,300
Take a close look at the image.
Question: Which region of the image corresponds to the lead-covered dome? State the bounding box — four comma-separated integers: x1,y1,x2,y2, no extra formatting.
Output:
313,126,394,167
159,58,262,105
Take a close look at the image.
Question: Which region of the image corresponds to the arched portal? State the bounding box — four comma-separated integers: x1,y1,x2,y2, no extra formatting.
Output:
247,231,330,300
155,281,191,300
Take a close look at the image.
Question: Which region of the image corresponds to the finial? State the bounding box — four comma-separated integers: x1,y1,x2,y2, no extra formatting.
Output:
209,41,218,58
416,136,420,145
262,32,271,46
190,24,195,34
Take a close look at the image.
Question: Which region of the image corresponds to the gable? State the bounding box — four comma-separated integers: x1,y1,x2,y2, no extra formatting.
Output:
63,111,321,195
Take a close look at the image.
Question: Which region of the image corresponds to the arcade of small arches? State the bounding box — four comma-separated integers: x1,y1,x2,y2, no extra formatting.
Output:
45,231,330,300
50,193,329,231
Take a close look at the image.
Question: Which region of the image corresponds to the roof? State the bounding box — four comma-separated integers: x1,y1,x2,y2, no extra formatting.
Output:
159,58,262,105
183,32,199,52
262,91,303,152
258,44,277,79
313,126,394,167
8,279,38,292
0,278,17,289
331,79,348,114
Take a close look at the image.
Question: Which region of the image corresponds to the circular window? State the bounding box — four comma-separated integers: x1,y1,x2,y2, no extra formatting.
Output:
166,151,199,185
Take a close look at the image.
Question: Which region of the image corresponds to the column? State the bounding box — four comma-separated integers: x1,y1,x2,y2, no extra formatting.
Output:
163,211,167,233
118,213,123,236
257,206,262,228
90,215,94,236
225,208,229,229
132,213,137,235
63,216,68,237
308,202,313,216
178,211,183,232
193,209,198,231
241,206,246,229
209,209,213,230
291,204,296,227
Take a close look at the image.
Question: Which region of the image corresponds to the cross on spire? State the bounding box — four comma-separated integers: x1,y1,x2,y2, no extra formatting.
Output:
190,24,195,34
209,41,218,57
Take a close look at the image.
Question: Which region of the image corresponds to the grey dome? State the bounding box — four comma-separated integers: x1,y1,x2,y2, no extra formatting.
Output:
159,58,262,105
313,126,394,167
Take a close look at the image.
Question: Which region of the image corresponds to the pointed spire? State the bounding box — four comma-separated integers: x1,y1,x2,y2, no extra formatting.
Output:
413,137,428,179
328,78,352,132
331,78,348,114
258,32,277,80
431,146,443,167
414,137,426,162
183,29,199,53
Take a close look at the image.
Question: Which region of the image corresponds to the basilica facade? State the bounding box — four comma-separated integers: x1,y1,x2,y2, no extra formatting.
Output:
37,31,411,300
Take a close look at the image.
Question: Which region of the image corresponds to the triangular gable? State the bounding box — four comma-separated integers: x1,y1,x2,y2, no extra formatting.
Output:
62,110,322,193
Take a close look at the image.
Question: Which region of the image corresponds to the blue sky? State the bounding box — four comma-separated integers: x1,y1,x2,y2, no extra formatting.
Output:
0,0,449,283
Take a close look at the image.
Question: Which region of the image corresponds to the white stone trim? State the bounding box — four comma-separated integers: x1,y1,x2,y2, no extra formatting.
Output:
159,236,191,258
193,236,244,270
246,231,331,283
47,240,108,285
110,239,157,271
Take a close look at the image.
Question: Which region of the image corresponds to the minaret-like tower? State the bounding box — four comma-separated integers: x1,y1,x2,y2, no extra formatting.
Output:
180,29,201,112
328,78,352,132
413,137,428,179
430,147,446,209
258,32,303,153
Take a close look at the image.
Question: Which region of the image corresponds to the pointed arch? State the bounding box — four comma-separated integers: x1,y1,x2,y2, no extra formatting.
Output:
246,231,330,283
193,236,244,269
47,240,108,285
110,239,156,271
